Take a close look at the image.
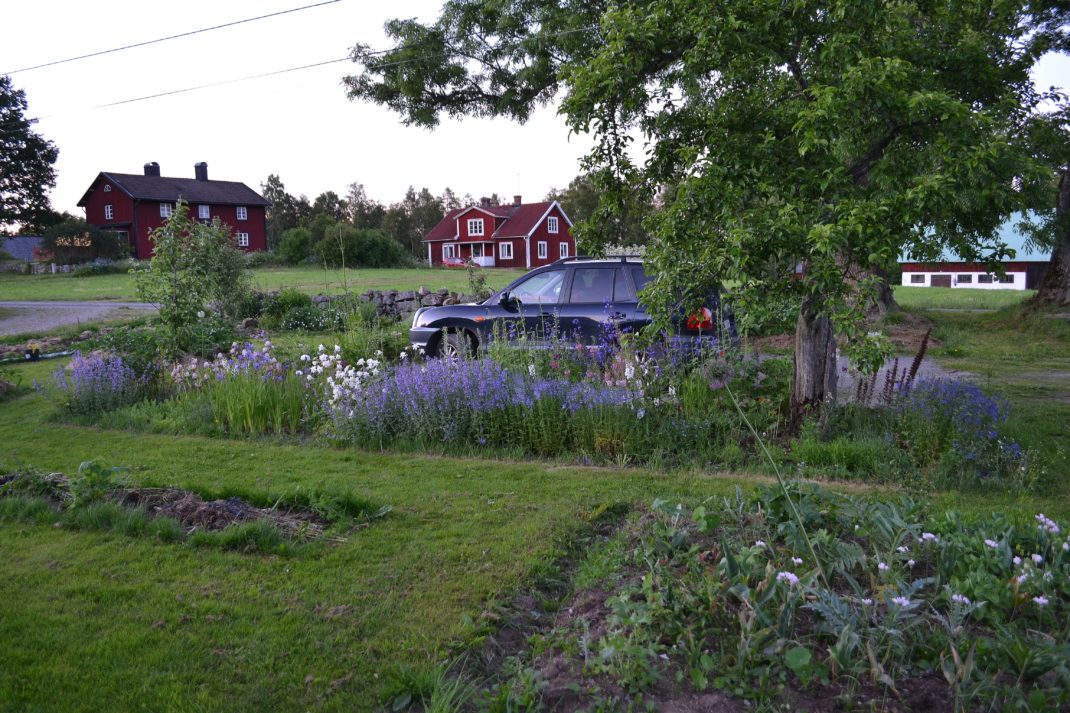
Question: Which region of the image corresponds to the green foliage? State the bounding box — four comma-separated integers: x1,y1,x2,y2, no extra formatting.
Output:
134,201,249,355
313,224,407,268
0,76,58,231
70,258,132,276
201,370,309,436
67,460,124,509
465,261,491,300
279,227,313,265
43,219,127,264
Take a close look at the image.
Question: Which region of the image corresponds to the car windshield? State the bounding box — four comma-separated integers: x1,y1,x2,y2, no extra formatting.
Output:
509,270,566,305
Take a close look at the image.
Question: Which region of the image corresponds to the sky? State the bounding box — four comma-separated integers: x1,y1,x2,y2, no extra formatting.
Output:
3,1,1069,219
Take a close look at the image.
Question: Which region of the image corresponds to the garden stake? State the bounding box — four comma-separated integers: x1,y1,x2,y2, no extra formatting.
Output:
725,382,829,590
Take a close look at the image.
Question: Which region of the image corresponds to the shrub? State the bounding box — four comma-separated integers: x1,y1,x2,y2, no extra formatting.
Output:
243,250,286,269
50,352,149,416
279,227,313,265
71,257,133,276
313,225,408,268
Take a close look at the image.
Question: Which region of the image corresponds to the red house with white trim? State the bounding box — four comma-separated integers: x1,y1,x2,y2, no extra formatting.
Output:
78,162,271,259
423,196,576,268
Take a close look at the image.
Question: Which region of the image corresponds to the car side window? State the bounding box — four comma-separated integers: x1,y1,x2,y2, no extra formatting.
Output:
629,266,653,294
510,269,566,305
569,267,616,304
613,267,636,302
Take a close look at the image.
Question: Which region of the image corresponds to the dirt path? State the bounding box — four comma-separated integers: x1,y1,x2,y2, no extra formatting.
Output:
0,300,157,337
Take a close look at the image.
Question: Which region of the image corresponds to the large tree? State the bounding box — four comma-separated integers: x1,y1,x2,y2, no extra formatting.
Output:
0,76,59,232
346,1,1067,420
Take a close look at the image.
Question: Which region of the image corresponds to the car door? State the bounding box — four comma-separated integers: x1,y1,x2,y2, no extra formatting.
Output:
496,268,568,345
558,266,635,343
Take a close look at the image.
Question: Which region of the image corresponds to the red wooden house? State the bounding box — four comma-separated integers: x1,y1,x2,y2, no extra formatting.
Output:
77,162,271,259
423,196,575,268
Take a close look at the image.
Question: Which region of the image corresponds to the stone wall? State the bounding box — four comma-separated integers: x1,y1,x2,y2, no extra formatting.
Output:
310,287,480,319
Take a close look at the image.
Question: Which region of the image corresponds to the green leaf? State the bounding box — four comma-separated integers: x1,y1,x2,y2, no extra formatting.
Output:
784,646,812,672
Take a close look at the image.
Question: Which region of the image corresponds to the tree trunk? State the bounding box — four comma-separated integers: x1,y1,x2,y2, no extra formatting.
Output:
1033,166,1070,308
790,295,839,431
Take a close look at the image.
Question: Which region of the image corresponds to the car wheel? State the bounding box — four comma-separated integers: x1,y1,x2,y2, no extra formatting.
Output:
438,330,474,358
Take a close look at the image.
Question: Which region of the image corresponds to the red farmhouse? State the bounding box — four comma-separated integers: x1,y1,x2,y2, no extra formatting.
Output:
423,196,576,269
78,162,271,259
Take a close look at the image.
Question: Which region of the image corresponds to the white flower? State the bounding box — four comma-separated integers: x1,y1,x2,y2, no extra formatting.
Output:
791,557,803,566
878,562,889,572
1063,542,1069,552
921,532,939,543
892,596,911,607
951,593,971,605
1033,596,1049,606
1031,553,1044,565
1015,573,1029,585
300,354,311,362
196,310,205,319
896,546,909,554
907,559,916,568
527,364,536,378
776,572,800,586
334,345,342,354
637,408,646,420
754,540,766,547
984,539,1000,549
861,598,873,606
295,370,303,377
1036,514,1061,535
1013,556,1022,566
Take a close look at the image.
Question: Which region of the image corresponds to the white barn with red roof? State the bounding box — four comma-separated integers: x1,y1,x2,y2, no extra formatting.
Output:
423,196,575,269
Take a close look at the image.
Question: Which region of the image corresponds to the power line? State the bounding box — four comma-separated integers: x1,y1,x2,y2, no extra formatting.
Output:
94,57,349,109
3,0,343,75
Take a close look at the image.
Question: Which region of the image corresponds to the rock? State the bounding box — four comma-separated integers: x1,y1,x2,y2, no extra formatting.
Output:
436,288,449,296
421,294,442,307
79,330,93,340
418,286,430,296
443,298,458,305
241,317,259,329
397,290,416,301
312,294,330,305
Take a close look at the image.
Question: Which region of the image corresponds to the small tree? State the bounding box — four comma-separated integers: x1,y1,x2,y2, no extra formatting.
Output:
135,201,249,354
42,218,126,263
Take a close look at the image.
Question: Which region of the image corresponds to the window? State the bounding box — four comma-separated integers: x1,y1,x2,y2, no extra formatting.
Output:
509,269,565,305
547,216,559,234
613,268,636,302
999,274,1014,284
443,244,457,259
956,274,973,284
103,184,111,192
236,206,248,221
499,242,513,260
570,267,615,304
537,241,547,259
198,205,210,220
559,242,569,259
472,243,484,258
467,218,484,236
104,204,114,220
978,274,993,284
236,232,250,248
910,274,925,284
159,202,173,218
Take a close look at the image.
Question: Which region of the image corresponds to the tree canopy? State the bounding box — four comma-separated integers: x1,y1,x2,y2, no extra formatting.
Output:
346,0,1070,414
0,75,58,232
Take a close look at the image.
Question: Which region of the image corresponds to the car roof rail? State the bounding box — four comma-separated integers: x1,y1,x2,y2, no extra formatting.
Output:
549,255,643,266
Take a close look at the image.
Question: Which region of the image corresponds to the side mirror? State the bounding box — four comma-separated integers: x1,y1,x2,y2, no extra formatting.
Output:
499,291,517,309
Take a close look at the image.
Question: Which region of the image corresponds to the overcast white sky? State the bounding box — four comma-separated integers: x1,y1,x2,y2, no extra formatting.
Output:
4,1,1068,218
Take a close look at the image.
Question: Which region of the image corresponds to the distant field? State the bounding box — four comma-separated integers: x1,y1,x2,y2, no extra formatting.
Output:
892,285,1034,310
0,266,526,302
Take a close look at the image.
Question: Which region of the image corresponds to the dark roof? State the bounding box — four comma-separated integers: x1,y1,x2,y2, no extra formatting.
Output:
424,201,569,242
77,172,270,207
1,236,43,262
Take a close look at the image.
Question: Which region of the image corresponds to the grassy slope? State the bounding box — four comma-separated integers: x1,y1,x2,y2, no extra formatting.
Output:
893,285,1035,310
0,267,525,302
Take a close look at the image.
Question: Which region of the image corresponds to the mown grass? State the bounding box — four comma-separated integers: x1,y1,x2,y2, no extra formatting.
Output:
0,266,524,302
1,289,1067,712
892,285,1034,310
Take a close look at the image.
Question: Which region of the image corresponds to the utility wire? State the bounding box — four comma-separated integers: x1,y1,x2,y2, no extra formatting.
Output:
3,0,342,75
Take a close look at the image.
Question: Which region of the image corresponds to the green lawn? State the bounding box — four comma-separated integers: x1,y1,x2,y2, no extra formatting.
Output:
892,285,1035,310
0,267,526,302
2,295,1068,711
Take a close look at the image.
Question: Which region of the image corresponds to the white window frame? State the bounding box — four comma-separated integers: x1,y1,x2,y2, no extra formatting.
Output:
236,206,248,221
443,244,457,259
159,202,173,218
467,218,484,236
104,204,114,220
547,216,559,234
537,241,548,259
498,242,513,260
559,242,569,259
198,205,210,220
236,232,250,248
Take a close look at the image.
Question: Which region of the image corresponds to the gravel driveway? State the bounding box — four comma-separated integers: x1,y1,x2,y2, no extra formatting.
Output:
0,300,157,337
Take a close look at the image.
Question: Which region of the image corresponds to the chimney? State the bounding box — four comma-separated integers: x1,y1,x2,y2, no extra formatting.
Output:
144,162,160,177
194,162,208,181
513,195,522,206
479,196,491,207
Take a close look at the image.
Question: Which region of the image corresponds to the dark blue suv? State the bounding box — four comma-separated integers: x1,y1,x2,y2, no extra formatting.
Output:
410,257,736,357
